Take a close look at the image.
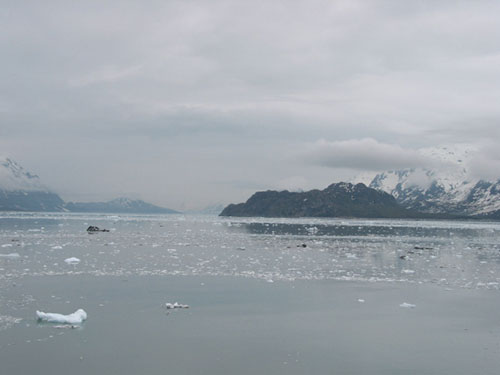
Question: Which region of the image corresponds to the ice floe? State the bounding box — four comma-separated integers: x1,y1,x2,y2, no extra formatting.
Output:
36,309,88,324
399,303,416,308
0,252,20,258
165,302,189,309
64,257,81,264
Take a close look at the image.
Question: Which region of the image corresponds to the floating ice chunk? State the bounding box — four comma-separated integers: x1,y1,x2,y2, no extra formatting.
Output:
52,245,63,250
306,226,319,235
64,257,81,264
0,253,20,258
1,244,13,248
165,302,189,309
358,299,365,303
399,303,416,308
36,309,87,324
401,269,415,274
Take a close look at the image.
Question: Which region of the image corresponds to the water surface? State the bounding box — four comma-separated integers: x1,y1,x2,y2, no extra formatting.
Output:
1,213,500,374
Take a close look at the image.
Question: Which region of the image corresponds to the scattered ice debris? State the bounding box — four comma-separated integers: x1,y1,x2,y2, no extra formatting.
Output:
1,243,13,247
86,226,110,233
0,252,20,258
53,324,79,329
36,309,88,324
165,302,189,310
0,315,22,331
306,227,319,235
357,299,365,303
401,269,415,274
64,257,81,265
51,245,63,250
399,303,416,308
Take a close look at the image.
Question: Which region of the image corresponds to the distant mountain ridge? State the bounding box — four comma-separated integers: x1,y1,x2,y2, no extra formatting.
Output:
65,198,179,214
0,157,65,211
364,145,500,217
0,157,178,213
220,182,431,218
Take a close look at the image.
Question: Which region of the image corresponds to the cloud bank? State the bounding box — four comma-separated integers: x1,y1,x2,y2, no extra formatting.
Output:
2,1,500,208
303,138,433,171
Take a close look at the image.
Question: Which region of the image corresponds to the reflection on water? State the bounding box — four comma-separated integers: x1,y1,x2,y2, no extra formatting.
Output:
235,220,500,238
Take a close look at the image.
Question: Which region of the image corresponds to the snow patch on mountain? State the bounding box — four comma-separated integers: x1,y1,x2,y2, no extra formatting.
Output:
356,144,500,216
0,157,47,192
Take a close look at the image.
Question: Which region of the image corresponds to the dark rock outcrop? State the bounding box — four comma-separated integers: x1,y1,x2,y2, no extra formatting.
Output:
86,226,110,233
220,182,434,218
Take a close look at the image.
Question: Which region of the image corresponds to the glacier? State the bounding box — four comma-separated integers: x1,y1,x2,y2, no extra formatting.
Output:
364,145,500,217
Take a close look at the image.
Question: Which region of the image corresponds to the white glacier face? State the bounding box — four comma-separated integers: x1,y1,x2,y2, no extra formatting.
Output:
0,157,47,192
365,145,500,216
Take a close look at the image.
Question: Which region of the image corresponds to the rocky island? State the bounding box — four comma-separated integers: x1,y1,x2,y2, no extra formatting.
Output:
220,182,431,218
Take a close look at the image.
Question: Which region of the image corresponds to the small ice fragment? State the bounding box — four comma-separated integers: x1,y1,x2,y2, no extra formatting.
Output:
52,246,63,250
266,279,274,283
64,257,81,264
165,302,189,309
358,299,365,303
36,309,87,324
0,253,20,258
1,244,13,248
402,269,415,274
399,303,416,308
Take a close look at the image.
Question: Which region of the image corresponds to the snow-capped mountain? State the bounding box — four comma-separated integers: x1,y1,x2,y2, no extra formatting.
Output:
0,157,47,191
364,145,500,216
0,157,65,211
0,157,179,213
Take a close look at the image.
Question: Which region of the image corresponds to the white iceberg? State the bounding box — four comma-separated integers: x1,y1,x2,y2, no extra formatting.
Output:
165,302,189,309
36,309,87,324
399,302,416,308
64,257,81,264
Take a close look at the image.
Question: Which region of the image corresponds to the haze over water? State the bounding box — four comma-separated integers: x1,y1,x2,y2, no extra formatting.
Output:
1,213,500,374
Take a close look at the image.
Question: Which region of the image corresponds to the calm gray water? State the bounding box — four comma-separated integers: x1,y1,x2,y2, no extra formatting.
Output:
1,213,500,374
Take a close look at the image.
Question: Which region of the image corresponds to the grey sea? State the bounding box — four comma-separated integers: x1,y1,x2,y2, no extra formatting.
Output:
1,212,500,374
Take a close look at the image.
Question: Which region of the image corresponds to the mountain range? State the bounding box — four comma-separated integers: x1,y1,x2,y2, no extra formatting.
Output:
0,157,178,214
3,147,500,219
358,145,500,218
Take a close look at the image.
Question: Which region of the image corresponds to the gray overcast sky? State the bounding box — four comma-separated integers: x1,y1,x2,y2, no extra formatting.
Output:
2,0,500,210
